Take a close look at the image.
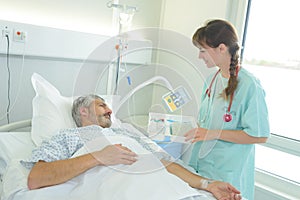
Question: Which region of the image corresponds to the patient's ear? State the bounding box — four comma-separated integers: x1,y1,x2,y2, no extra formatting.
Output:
79,107,89,117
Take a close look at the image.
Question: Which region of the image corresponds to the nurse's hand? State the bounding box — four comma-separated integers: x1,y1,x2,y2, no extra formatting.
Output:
184,127,216,142
207,181,242,200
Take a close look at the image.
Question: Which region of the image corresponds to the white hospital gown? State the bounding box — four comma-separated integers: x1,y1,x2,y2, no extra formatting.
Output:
21,125,171,169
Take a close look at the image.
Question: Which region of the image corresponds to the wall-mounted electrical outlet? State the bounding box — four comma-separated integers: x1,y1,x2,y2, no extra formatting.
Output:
13,29,27,42
2,27,10,37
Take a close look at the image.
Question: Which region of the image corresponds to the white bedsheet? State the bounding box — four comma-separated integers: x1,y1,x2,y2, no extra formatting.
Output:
2,160,217,200
1,129,217,200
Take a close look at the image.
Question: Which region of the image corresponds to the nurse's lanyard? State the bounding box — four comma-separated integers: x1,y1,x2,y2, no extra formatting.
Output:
205,67,240,122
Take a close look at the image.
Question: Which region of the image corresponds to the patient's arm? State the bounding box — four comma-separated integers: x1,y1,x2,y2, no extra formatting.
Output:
161,160,241,200
28,144,137,190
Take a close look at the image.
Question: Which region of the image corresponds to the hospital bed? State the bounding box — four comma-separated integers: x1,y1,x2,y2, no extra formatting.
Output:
0,73,233,200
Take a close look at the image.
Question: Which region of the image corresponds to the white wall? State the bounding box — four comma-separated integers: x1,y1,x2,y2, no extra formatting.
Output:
161,0,229,37
0,0,162,126
0,0,164,35
0,0,114,35
0,0,245,124
0,0,232,125
151,0,231,119
0,19,153,126
0,19,110,125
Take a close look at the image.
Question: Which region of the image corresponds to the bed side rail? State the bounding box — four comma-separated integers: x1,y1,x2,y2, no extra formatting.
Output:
0,119,32,132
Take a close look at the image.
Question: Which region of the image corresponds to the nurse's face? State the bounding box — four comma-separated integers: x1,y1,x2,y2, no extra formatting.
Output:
197,46,219,68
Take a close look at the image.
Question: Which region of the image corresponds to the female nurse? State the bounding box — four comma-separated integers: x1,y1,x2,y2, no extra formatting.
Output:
184,19,270,200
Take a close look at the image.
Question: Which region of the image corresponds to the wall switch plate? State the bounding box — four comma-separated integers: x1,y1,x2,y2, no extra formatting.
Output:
13,29,27,42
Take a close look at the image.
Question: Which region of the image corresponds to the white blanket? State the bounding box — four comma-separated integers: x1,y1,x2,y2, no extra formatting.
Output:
1,134,216,200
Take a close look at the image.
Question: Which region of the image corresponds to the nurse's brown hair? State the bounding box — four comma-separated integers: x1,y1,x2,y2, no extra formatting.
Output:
192,19,240,99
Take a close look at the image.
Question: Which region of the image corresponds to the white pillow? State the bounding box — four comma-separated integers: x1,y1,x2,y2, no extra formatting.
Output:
31,73,120,146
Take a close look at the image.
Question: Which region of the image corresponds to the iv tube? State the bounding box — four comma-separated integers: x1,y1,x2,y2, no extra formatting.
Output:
114,76,173,114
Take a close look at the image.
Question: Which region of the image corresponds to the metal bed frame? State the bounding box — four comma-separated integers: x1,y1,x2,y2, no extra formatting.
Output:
0,119,31,132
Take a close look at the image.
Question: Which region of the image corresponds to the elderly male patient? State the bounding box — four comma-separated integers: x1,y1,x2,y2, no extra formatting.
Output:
23,94,241,200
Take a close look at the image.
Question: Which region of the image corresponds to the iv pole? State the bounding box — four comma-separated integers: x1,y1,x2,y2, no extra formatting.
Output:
107,1,137,95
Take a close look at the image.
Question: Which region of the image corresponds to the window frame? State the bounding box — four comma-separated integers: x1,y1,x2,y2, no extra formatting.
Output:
262,134,300,157
239,0,300,158
229,0,300,198
255,169,300,199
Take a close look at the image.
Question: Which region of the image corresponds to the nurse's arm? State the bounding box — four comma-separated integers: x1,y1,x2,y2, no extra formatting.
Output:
214,129,268,144
185,127,268,144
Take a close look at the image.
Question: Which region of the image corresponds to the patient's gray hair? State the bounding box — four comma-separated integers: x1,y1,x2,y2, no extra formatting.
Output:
72,94,104,127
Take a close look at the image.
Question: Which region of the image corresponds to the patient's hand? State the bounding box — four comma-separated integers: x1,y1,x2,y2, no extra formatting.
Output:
207,181,241,200
92,144,138,166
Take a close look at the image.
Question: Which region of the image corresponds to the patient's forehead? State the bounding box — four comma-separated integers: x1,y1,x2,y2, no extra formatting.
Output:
91,98,104,105
90,98,109,109
95,98,105,103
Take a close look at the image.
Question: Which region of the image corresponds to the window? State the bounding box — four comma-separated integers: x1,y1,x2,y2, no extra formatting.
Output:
242,0,300,186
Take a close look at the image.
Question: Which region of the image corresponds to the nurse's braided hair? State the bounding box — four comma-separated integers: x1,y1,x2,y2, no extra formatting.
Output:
192,19,240,99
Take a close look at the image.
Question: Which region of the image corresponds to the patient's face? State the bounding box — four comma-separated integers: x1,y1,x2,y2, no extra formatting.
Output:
87,98,112,128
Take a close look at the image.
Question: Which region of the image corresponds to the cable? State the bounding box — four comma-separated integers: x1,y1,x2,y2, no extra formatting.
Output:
5,35,11,124
5,39,26,116
0,34,26,123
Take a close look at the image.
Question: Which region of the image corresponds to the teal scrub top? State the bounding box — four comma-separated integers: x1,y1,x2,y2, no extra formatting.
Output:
189,68,270,200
